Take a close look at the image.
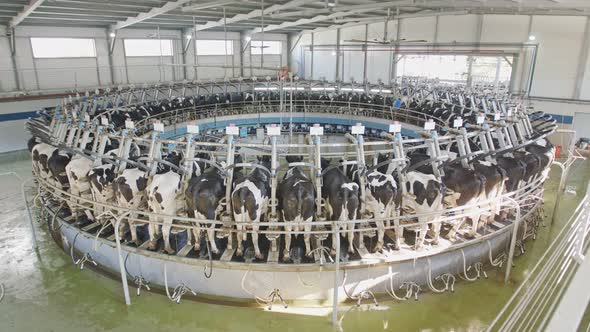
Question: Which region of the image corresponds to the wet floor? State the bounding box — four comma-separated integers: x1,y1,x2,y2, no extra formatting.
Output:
0,153,588,332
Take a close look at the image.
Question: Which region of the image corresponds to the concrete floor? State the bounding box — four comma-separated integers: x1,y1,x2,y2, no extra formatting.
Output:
0,153,588,332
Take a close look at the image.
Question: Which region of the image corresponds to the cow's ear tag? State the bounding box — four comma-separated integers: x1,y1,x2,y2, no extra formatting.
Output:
453,117,463,128
100,116,109,126
494,113,501,121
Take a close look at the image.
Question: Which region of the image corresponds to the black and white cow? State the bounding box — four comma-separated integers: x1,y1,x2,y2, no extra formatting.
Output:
525,138,555,178
322,158,359,255
472,159,507,224
47,149,72,190
512,150,541,184
364,170,401,251
495,155,527,192
231,156,271,259
146,153,184,254
185,164,226,255
440,163,487,239
278,156,315,261
66,157,94,197
88,163,117,214
31,143,58,180
402,171,445,249
113,168,148,244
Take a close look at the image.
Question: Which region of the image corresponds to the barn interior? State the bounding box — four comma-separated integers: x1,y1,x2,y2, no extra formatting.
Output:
1,0,590,331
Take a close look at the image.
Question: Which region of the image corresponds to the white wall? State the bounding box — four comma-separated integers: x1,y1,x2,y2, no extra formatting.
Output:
290,14,590,130
0,25,290,152
295,14,590,100
0,97,61,152
0,26,289,94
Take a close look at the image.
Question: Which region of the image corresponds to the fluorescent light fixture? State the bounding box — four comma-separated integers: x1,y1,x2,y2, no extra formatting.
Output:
254,87,278,91
109,32,116,38
370,89,392,93
528,35,536,41
331,51,337,56
283,87,305,91
340,88,365,92
185,34,192,40
245,36,251,41
311,87,336,91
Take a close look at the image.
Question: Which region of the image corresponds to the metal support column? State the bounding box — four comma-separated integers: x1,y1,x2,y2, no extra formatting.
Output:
363,24,369,84
335,28,341,82
574,17,590,99
310,33,314,79
8,28,21,91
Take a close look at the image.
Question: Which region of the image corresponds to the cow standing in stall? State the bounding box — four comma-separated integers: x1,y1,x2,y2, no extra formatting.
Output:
322,158,360,255
401,171,445,249
364,170,401,251
232,156,271,260
185,163,226,255
112,168,148,245
525,138,555,178
88,163,117,215
347,163,401,252
32,143,59,180
47,149,72,190
146,153,183,254
472,159,507,224
440,163,487,239
278,156,315,261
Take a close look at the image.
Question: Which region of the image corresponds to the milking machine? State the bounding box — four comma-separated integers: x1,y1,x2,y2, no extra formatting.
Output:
26,78,564,318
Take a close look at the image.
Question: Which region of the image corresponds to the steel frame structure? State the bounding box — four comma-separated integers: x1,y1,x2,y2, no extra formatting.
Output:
23,78,571,327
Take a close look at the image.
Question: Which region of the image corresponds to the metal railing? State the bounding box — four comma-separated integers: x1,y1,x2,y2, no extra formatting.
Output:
487,181,590,332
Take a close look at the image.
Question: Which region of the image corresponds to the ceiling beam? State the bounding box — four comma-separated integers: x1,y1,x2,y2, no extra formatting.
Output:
269,0,413,18
250,1,418,34
307,9,469,33
111,0,193,30
250,9,379,33
194,0,315,31
181,0,239,12
9,0,47,28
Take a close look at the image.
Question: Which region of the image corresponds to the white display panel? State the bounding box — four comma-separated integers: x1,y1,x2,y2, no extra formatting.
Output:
186,124,199,134
226,126,239,136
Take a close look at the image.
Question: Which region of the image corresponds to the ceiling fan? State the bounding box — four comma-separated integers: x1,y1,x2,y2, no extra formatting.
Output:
344,38,427,44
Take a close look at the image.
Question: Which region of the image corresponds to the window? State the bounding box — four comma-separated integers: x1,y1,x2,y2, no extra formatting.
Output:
30,38,96,58
124,39,173,57
251,40,282,55
196,40,234,55
397,55,469,83
471,56,513,86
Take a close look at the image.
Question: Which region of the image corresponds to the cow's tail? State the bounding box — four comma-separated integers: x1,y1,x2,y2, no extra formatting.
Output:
296,186,305,217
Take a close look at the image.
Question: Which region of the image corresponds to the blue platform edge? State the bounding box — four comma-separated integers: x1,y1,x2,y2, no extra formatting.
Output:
0,110,572,125
161,116,420,139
